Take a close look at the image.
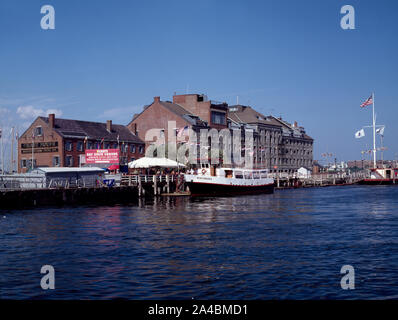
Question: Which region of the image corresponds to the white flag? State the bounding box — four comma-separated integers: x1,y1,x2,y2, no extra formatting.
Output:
355,129,365,139
376,126,385,136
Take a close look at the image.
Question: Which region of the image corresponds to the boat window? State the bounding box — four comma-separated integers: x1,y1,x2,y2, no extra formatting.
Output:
235,171,243,179
244,171,253,179
225,170,233,178
253,171,260,179
260,170,268,178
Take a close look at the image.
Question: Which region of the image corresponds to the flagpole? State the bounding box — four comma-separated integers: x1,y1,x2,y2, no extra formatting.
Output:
372,92,376,169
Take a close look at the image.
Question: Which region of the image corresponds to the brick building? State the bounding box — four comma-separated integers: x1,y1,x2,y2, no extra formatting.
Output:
127,96,208,145
128,93,313,172
270,116,314,173
228,105,283,169
228,105,313,173
18,114,144,173
172,94,229,131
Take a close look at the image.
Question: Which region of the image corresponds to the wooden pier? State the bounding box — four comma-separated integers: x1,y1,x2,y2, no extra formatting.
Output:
0,174,186,209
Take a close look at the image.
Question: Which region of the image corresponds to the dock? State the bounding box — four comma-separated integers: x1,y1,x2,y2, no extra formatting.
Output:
0,174,185,209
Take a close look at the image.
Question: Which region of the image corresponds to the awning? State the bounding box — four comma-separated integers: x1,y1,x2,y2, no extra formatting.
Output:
107,164,120,171
128,157,186,169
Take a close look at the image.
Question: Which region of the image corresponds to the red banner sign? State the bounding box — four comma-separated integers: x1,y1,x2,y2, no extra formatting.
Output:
85,149,119,164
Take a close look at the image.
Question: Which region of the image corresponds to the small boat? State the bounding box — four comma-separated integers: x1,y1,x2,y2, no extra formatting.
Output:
184,164,274,196
358,167,398,185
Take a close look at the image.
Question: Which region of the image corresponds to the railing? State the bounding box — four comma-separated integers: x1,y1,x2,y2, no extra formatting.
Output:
120,174,177,186
0,175,46,190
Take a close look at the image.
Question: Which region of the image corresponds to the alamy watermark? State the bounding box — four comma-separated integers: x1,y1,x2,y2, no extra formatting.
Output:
40,265,55,290
340,265,355,290
144,121,255,168
340,5,355,30
40,5,55,30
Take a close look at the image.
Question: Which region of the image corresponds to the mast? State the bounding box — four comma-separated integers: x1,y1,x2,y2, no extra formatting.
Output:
372,92,376,169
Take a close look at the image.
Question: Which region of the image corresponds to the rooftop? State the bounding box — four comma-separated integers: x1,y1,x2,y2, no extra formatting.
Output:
228,105,282,127
39,117,144,143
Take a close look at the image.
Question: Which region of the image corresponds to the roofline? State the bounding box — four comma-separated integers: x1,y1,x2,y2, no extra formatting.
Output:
159,101,195,121
19,117,63,140
29,116,144,144
39,116,127,127
128,101,193,127
127,103,154,127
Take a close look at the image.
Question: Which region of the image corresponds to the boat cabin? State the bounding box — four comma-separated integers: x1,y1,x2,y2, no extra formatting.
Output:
370,168,398,180
195,163,269,180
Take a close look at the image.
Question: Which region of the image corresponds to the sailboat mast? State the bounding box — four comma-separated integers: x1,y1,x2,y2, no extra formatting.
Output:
372,92,376,169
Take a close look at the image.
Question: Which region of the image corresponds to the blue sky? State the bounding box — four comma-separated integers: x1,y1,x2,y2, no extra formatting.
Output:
0,0,397,165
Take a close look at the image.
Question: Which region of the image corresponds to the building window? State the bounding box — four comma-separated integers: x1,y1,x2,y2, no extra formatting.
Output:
130,157,136,162
130,144,136,153
77,141,83,152
21,159,27,168
52,156,60,167
65,141,73,151
65,155,73,167
124,144,128,153
104,142,110,149
113,143,118,149
139,145,144,154
35,126,43,136
211,111,226,125
87,141,93,149
25,159,36,169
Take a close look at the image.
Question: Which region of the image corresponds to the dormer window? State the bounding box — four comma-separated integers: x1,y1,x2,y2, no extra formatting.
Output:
35,126,43,136
211,111,226,125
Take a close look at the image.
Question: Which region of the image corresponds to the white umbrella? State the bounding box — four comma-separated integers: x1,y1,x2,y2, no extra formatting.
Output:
128,157,186,169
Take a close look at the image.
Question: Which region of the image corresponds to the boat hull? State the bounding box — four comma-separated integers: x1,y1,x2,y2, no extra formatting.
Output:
357,179,398,185
186,181,274,197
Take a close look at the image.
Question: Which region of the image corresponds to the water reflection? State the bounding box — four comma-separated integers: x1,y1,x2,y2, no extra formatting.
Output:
1,185,397,299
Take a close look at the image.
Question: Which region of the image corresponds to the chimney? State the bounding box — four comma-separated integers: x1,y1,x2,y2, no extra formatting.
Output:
294,121,298,127
133,123,137,135
49,113,55,128
106,120,112,132
154,96,160,103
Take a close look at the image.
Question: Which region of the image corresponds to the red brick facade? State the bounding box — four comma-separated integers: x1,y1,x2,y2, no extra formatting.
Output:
18,115,144,173
127,94,228,149
173,94,228,130
127,97,192,146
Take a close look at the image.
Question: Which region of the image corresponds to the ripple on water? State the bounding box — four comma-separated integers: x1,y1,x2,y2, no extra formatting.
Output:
0,185,397,299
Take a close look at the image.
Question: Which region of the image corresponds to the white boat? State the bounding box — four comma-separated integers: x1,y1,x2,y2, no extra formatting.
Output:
184,164,274,196
358,167,398,185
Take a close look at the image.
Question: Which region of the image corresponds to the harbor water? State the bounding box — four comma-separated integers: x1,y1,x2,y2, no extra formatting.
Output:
0,185,397,299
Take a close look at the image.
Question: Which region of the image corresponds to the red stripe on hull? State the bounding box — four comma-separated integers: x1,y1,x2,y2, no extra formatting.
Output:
187,182,274,197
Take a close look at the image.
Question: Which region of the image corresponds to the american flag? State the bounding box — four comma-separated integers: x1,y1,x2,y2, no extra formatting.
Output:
360,95,373,108
177,126,188,138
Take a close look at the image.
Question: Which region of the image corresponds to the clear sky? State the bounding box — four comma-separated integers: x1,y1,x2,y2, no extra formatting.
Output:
0,0,397,166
